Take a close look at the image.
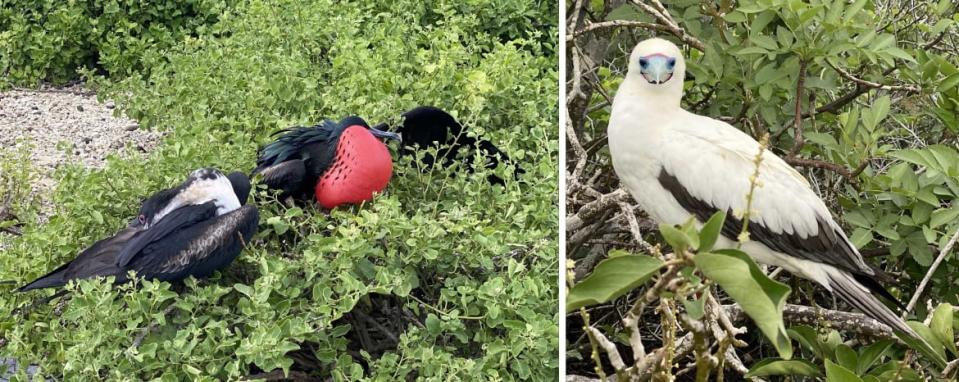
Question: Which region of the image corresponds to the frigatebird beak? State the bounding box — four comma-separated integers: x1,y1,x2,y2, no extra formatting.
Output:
369,124,402,142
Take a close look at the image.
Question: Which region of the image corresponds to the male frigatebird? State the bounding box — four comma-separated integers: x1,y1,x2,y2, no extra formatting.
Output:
253,116,401,208
392,106,522,185
18,168,259,291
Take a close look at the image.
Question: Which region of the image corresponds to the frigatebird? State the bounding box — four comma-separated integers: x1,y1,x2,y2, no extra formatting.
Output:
392,106,522,185
253,116,401,208
18,168,259,291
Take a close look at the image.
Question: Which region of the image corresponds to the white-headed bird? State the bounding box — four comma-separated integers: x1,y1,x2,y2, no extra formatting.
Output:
608,37,945,367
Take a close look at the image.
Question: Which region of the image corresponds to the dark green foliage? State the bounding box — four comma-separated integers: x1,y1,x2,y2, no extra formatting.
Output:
0,0,558,379
0,0,235,86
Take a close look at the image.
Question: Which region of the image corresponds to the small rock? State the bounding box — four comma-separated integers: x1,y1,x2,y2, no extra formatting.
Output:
76,105,84,112
82,137,92,144
30,105,38,110
125,124,139,131
105,101,115,109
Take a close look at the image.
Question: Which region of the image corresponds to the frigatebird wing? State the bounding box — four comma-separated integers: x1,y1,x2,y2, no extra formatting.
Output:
115,202,217,267
130,205,259,280
18,227,139,291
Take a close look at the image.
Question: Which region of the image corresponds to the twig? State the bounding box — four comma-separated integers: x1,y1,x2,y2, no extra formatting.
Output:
826,60,921,93
724,303,897,339
618,201,656,253
587,327,627,371
904,225,959,315
567,189,629,232
568,20,667,42
788,61,807,158
628,0,706,52
784,156,854,179
131,303,177,349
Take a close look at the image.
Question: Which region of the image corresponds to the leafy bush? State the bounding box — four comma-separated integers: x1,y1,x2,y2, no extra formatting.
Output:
1,0,558,380
0,0,235,86
567,0,959,380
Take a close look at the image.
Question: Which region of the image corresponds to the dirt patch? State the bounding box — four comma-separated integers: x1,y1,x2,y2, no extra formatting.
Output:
0,85,163,220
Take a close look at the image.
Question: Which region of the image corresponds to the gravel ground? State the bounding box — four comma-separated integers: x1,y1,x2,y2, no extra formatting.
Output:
0,84,163,220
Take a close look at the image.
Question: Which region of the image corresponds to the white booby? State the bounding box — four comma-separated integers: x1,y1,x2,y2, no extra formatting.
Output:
608,38,942,365
18,168,259,291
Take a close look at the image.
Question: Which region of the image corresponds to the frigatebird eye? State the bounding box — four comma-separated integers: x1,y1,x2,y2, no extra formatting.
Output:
138,215,146,224
639,58,648,69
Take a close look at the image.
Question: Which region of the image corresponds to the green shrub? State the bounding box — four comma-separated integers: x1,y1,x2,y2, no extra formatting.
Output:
0,0,235,87
1,0,558,380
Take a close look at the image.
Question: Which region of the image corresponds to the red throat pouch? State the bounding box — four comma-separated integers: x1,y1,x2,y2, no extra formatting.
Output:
315,126,394,208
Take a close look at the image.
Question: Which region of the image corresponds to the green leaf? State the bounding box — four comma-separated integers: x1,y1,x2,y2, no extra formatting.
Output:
724,11,747,23
750,35,779,50
737,46,769,55
930,207,959,229
425,314,441,335
698,210,726,252
659,223,692,252
857,339,894,375
695,249,792,358
746,358,821,377
938,73,959,93
566,254,665,312
682,294,706,320
930,303,956,356
825,359,863,382
835,344,858,371
903,321,948,368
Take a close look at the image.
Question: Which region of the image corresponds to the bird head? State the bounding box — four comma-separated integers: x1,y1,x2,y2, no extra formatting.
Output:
226,171,252,206
337,116,401,143
628,38,686,87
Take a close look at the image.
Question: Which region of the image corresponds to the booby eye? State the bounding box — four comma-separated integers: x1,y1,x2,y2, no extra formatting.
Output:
639,58,648,69
667,58,676,69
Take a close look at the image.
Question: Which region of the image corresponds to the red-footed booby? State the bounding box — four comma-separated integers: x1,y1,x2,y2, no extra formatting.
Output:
608,38,943,365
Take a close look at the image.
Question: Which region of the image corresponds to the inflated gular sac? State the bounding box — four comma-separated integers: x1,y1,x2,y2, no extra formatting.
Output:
606,37,945,368
391,106,523,185
253,116,400,208
19,168,258,291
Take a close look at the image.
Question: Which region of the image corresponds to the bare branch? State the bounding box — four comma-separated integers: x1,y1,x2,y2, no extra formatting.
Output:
904,225,959,315
568,20,667,42
826,60,920,93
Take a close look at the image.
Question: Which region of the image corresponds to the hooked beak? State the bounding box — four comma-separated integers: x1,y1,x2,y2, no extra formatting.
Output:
639,55,675,85
369,124,402,142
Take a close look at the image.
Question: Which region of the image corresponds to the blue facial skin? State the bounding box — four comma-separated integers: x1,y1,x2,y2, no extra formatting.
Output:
639,55,676,84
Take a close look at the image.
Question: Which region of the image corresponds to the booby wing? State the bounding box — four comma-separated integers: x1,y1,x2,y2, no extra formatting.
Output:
657,112,872,278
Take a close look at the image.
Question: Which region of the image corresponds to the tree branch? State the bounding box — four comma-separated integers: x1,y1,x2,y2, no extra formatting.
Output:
904,225,959,315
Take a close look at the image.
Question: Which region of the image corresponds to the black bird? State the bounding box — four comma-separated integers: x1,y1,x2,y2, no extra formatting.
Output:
391,106,523,185
253,116,401,209
18,168,259,291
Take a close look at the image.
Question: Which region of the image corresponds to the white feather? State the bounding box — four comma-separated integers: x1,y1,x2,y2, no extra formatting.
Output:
151,169,241,226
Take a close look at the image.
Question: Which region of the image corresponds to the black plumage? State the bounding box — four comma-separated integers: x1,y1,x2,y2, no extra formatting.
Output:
392,106,523,185
18,170,258,292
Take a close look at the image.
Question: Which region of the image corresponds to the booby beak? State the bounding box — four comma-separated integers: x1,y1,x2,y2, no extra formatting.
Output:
639,54,676,85
368,124,402,142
